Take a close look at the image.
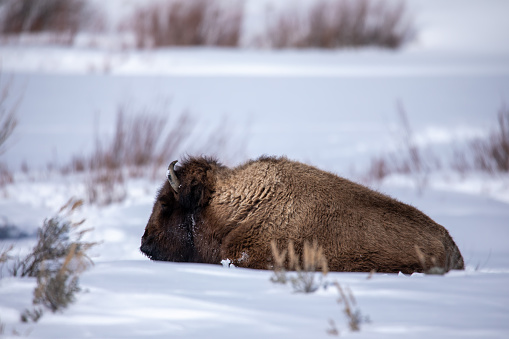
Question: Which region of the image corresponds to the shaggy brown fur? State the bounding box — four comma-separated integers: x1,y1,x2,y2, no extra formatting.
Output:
141,156,464,273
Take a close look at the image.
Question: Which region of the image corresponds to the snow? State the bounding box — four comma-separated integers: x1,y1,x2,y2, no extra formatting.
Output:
2,259,509,338
1,0,509,338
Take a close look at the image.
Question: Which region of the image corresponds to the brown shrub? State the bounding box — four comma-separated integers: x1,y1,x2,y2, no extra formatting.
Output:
365,103,509,188
79,107,189,205
363,102,436,189
0,0,89,43
3,199,98,322
129,0,243,48
471,105,509,173
85,106,196,174
10,198,96,278
259,0,415,49
58,104,244,205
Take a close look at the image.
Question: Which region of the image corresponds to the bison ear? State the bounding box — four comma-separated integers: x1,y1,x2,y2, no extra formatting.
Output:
178,164,214,210
179,182,211,210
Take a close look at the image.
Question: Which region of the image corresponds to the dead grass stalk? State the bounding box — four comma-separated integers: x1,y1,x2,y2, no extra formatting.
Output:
0,71,20,189
129,0,243,48
0,0,88,43
365,103,509,187
260,0,415,49
328,281,370,334
471,105,509,173
270,239,328,293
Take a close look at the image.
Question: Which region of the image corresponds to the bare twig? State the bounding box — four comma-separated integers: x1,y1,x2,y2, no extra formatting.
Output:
332,281,370,332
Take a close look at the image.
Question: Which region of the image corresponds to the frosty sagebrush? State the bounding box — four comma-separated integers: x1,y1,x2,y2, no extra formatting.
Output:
0,198,97,322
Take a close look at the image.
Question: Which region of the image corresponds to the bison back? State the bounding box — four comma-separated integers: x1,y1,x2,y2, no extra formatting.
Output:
213,157,464,273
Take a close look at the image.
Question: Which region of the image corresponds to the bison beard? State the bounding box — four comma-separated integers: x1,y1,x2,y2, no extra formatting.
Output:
140,156,465,274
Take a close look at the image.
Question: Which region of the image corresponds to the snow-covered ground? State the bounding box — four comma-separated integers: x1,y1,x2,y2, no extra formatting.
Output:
1,0,509,338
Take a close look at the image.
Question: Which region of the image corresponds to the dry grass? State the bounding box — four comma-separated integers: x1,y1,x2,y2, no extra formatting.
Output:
270,239,328,293
0,244,14,279
470,105,509,173
0,163,14,187
1,198,97,322
364,102,436,189
0,0,89,43
57,104,243,206
89,110,164,171
327,282,370,334
270,239,289,284
85,170,126,207
0,245,13,263
0,0,415,50
0,73,19,156
10,198,96,278
365,103,509,187
62,107,194,205
259,6,306,49
0,72,20,189
259,0,415,49
128,0,243,49
30,242,82,313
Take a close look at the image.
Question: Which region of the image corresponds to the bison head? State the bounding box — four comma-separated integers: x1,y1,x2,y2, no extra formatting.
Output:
140,158,217,262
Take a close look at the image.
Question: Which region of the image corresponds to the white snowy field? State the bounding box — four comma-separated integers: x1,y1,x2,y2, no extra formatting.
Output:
1,0,509,338
1,178,509,338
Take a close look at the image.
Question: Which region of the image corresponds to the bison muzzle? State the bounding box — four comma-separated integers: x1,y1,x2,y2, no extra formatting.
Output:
141,156,464,273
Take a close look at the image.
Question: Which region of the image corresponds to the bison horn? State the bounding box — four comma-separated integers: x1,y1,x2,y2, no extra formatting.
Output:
167,160,180,194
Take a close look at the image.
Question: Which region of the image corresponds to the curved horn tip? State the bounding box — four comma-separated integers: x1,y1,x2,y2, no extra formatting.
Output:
167,160,180,193
167,160,178,176
168,160,178,170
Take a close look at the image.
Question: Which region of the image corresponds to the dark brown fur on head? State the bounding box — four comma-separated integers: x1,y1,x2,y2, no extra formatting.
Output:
140,157,222,262
141,156,464,273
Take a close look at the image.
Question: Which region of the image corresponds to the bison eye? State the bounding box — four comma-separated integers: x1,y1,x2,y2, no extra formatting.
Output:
160,202,170,213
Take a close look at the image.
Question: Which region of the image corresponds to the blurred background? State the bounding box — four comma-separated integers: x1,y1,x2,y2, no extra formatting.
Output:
0,0,508,204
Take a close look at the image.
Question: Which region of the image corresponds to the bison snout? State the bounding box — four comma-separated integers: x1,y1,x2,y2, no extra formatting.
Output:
140,242,152,258
140,235,156,259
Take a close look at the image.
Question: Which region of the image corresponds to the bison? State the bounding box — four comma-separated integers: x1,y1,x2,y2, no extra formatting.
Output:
140,156,464,274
